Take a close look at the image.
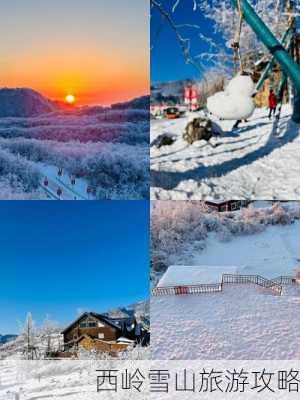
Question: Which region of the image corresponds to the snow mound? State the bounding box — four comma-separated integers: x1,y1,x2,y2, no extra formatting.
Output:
207,75,255,120
227,75,255,97
0,88,56,117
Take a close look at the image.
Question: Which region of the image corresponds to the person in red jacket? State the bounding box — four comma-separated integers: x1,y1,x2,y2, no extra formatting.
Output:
268,89,277,119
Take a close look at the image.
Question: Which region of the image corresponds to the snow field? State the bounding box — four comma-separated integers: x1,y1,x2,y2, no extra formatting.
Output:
151,105,300,200
151,284,300,360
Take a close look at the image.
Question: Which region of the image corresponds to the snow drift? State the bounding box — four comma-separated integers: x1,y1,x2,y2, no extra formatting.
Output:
0,88,56,118
207,75,255,120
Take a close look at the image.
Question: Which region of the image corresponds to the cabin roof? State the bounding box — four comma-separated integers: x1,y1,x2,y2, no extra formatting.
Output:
158,265,239,287
205,200,237,205
61,312,122,334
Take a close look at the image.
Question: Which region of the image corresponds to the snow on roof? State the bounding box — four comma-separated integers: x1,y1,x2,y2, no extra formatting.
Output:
157,265,239,287
206,200,229,205
117,337,135,344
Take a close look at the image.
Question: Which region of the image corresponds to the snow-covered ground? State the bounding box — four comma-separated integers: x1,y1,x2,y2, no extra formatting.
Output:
0,359,151,399
0,360,102,399
151,284,300,360
151,105,300,200
151,218,300,360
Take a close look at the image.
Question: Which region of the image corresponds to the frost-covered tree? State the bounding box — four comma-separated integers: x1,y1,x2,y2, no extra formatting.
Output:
40,316,62,356
18,313,38,360
151,0,292,77
151,201,300,285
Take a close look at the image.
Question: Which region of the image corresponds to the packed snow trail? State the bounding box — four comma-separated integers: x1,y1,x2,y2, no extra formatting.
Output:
41,177,79,201
38,164,89,200
151,105,300,200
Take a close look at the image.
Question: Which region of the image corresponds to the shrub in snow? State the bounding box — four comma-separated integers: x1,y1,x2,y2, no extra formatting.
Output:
0,176,45,199
207,75,255,120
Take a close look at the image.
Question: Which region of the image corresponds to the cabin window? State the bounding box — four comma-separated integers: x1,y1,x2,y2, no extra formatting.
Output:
231,203,237,210
88,322,97,328
80,322,87,328
98,333,105,339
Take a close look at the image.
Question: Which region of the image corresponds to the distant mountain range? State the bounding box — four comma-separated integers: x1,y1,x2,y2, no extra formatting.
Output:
0,88,56,117
0,334,17,346
0,87,149,118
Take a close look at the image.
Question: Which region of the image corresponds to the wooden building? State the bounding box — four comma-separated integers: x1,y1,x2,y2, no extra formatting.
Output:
61,312,149,356
205,200,250,212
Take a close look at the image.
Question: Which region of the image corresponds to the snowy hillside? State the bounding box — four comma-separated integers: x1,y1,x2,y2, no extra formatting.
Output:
0,332,63,361
0,335,17,346
151,201,300,284
0,92,149,199
151,105,300,199
151,202,300,359
0,88,56,117
192,221,300,278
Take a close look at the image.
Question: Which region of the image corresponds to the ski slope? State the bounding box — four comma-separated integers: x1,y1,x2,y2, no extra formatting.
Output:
150,105,300,200
192,220,300,278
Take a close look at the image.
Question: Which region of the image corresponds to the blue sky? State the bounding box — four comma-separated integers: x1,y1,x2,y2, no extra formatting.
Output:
0,201,149,333
151,0,219,82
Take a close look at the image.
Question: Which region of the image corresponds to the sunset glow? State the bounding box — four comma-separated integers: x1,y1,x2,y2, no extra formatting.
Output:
65,94,76,104
0,0,149,105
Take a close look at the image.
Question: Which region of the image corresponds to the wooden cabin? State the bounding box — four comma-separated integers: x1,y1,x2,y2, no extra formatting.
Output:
205,200,250,212
61,312,149,356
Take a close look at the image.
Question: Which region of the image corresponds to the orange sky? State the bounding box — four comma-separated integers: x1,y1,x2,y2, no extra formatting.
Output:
0,0,149,105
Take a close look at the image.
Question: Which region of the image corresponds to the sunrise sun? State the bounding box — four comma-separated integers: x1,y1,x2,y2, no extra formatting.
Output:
65,94,76,104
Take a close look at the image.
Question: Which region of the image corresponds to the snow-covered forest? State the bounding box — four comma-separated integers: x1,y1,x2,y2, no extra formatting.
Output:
0,89,149,200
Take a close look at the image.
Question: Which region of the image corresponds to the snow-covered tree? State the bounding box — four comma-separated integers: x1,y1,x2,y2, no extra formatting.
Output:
151,0,291,77
18,313,38,360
